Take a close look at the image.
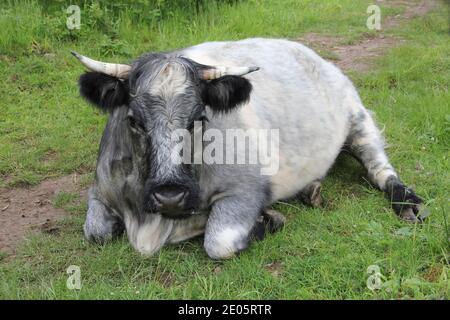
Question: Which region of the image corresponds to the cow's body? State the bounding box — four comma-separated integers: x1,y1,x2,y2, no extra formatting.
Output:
184,39,357,201
77,38,422,259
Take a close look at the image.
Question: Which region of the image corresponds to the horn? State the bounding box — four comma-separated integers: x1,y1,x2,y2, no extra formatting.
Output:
200,65,260,80
71,51,131,79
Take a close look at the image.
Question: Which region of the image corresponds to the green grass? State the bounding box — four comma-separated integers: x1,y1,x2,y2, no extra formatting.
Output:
0,0,449,299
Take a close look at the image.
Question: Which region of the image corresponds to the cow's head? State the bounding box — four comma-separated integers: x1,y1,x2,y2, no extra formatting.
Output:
73,51,258,219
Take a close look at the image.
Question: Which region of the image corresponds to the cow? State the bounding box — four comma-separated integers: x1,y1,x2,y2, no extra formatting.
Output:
72,38,423,259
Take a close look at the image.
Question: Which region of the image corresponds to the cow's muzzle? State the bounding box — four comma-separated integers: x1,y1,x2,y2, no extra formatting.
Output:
144,182,199,219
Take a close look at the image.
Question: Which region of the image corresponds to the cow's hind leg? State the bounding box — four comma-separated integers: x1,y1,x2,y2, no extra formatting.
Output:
84,189,124,243
297,180,323,208
346,110,423,222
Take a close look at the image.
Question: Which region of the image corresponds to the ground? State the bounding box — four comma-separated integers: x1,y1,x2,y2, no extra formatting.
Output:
0,173,87,253
0,0,448,299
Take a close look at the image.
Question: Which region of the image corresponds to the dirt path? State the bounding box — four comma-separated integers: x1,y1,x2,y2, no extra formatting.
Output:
0,0,439,256
298,0,438,72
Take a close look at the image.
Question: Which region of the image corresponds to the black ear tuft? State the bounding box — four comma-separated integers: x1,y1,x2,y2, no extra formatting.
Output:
78,72,129,112
200,75,252,113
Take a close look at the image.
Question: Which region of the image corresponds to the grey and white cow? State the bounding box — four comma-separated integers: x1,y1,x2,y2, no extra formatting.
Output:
73,38,423,259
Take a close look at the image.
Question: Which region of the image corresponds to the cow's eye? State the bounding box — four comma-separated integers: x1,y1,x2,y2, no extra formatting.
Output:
187,115,208,131
127,115,143,132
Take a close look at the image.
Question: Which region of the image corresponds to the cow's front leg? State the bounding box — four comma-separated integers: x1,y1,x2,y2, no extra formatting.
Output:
84,191,124,243
204,193,266,259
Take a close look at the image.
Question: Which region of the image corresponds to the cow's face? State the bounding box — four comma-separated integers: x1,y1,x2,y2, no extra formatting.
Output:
77,53,255,219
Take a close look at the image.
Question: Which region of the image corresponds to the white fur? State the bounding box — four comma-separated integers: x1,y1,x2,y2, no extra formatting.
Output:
205,226,247,259
183,38,358,200
149,61,189,99
125,214,173,255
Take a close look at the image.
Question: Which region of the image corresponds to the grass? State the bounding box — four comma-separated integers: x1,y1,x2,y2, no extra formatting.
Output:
0,0,449,299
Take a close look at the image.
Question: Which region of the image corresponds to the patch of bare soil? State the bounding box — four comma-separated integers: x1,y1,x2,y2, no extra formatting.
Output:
382,0,439,28
298,0,439,72
333,35,403,73
0,174,88,255
265,261,284,278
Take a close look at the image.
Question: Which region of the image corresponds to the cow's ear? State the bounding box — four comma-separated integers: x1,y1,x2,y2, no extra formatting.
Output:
78,72,129,112
200,75,252,113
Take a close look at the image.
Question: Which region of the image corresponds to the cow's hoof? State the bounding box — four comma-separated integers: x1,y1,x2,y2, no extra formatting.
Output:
399,207,419,223
250,209,286,241
263,209,286,233
388,183,424,223
298,181,323,208
399,204,430,223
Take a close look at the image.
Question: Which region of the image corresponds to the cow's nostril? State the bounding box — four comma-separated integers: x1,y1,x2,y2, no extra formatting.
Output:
153,191,185,207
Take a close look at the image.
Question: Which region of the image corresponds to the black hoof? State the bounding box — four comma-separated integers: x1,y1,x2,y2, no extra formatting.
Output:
263,209,286,233
386,177,424,223
297,180,323,208
250,209,286,241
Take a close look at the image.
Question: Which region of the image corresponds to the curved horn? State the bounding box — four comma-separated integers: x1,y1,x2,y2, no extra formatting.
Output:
71,51,131,79
200,65,259,80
